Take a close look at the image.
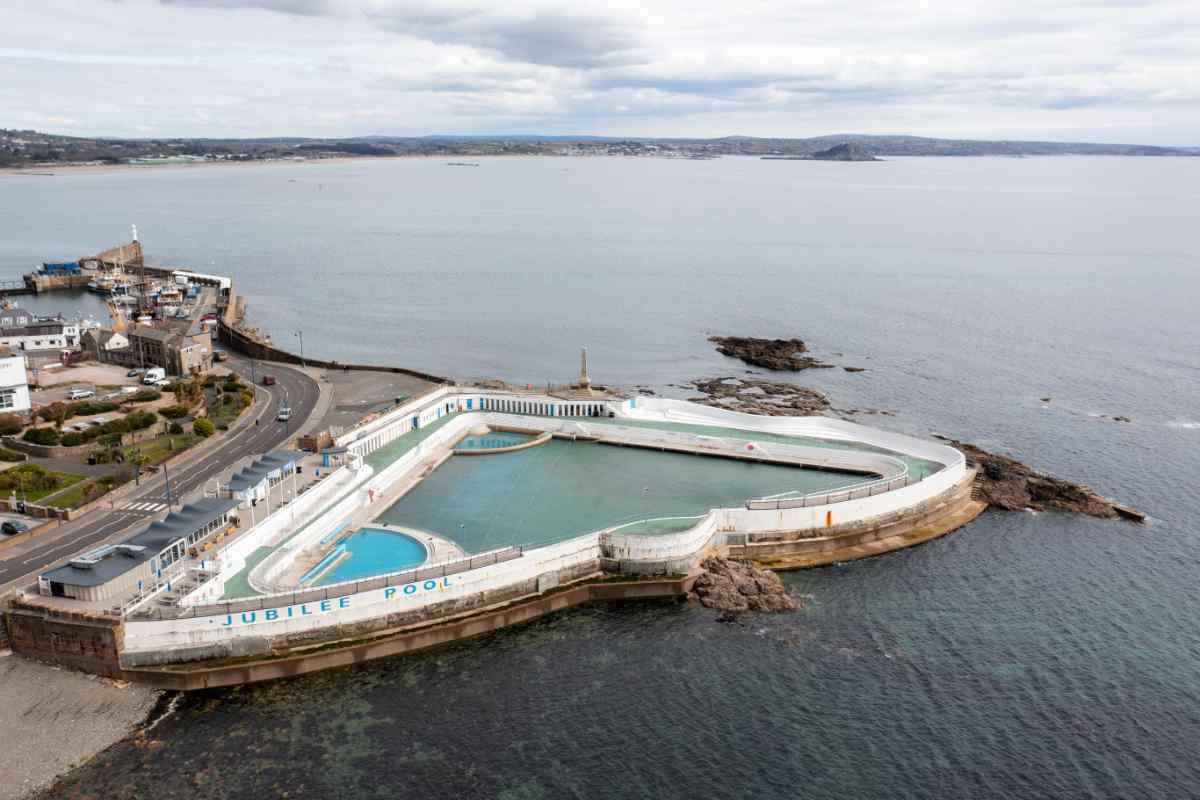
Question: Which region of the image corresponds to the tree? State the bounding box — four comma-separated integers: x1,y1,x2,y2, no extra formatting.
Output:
47,401,68,430
193,418,215,438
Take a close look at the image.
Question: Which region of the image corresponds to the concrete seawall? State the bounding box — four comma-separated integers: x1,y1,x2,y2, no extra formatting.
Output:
124,575,695,690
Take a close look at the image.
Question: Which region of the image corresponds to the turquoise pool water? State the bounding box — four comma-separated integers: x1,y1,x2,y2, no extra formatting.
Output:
314,528,428,585
456,431,535,450
377,439,871,553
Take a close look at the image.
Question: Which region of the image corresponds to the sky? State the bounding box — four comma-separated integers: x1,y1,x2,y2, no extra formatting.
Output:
4,0,1199,144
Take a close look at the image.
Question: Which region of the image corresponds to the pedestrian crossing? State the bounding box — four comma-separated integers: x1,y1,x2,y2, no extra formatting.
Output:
120,501,168,513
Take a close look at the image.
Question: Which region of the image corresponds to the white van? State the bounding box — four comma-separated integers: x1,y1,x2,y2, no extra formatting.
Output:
142,368,166,385
277,406,292,422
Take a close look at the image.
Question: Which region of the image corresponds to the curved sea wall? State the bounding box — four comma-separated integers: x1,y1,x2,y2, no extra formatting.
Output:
114,388,970,673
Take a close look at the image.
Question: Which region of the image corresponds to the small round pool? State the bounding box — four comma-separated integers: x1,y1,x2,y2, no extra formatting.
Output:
455,431,535,450
314,528,428,585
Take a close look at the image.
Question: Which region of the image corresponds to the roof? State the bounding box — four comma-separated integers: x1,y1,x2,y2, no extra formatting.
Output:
128,325,179,344
227,450,302,492
1,323,64,337
41,496,239,589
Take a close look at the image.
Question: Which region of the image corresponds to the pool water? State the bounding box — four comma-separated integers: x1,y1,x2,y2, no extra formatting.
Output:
315,528,428,585
455,431,535,450
377,439,871,553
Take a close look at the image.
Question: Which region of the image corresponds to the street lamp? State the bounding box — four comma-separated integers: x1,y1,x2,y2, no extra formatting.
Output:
293,330,305,367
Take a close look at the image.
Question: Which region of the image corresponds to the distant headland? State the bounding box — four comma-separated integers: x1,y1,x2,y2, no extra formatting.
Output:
762,142,883,162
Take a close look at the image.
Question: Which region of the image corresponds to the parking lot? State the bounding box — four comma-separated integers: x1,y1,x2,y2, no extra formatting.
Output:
29,362,148,405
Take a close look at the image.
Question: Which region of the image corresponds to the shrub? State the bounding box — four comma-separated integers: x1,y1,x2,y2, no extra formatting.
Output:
158,405,190,420
68,401,120,418
100,418,129,436
168,422,184,435
22,427,60,446
128,389,161,403
40,401,122,422
0,413,23,436
125,411,157,431
60,432,84,447
193,418,215,438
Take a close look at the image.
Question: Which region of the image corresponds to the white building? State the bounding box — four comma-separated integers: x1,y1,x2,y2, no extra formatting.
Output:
0,346,31,414
0,315,81,352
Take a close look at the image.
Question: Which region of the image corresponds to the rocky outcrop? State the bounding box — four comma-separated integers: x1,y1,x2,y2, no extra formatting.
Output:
935,435,1145,522
689,557,799,614
690,377,829,416
709,336,832,371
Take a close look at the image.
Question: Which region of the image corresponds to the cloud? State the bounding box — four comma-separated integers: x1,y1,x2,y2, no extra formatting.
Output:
159,0,333,14
0,0,1195,143
365,4,647,68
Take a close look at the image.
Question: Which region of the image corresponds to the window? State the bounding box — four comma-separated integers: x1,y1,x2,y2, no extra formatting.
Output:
0,389,14,410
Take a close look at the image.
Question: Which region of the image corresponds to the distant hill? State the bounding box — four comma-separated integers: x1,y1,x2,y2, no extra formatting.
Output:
2,128,1196,167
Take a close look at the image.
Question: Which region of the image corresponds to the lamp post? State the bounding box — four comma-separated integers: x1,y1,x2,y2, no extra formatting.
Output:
162,459,174,510
293,330,305,367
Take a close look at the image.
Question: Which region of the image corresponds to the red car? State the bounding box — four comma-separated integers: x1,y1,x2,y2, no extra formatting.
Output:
262,375,276,386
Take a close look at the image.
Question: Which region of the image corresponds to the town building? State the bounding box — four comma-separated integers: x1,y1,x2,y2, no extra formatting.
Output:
81,328,130,355
0,344,31,414
90,323,214,376
38,498,239,602
0,314,81,352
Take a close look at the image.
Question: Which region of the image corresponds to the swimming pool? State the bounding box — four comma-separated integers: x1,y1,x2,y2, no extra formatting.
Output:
313,528,428,586
377,439,874,553
455,431,535,450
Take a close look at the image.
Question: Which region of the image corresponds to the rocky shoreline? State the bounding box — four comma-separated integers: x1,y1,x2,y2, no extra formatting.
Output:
935,435,1145,522
689,557,799,616
688,376,830,416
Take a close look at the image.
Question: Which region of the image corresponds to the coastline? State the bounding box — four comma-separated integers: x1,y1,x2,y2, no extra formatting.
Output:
0,152,690,178
0,654,159,800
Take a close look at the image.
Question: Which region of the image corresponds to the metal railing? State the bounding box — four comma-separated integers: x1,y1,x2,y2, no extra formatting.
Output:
131,545,525,620
747,474,917,510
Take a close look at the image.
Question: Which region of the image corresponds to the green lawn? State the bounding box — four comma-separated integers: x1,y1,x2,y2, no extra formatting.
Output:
0,463,88,502
124,434,198,467
42,475,120,509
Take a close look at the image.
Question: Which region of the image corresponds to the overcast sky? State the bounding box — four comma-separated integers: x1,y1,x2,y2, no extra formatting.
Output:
5,0,1198,143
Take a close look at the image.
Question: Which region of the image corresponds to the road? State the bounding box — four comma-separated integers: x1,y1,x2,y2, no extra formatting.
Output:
0,354,320,593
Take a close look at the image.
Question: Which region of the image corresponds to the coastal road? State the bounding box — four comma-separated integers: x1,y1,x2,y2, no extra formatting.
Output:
0,354,319,594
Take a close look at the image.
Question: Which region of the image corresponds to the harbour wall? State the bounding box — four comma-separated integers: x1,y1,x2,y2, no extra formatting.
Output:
216,321,450,385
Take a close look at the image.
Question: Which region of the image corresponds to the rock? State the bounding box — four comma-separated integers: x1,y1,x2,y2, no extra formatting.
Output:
843,366,867,373
1041,397,1052,403
933,435,1143,521
1112,415,1132,423
690,376,829,416
689,557,800,614
708,336,833,371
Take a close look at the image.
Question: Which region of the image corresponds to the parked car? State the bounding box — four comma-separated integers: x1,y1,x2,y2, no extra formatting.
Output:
142,367,166,384
152,378,171,388
2,520,30,536
213,350,229,362
262,375,277,386
277,406,291,422
67,387,95,400
126,368,146,378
